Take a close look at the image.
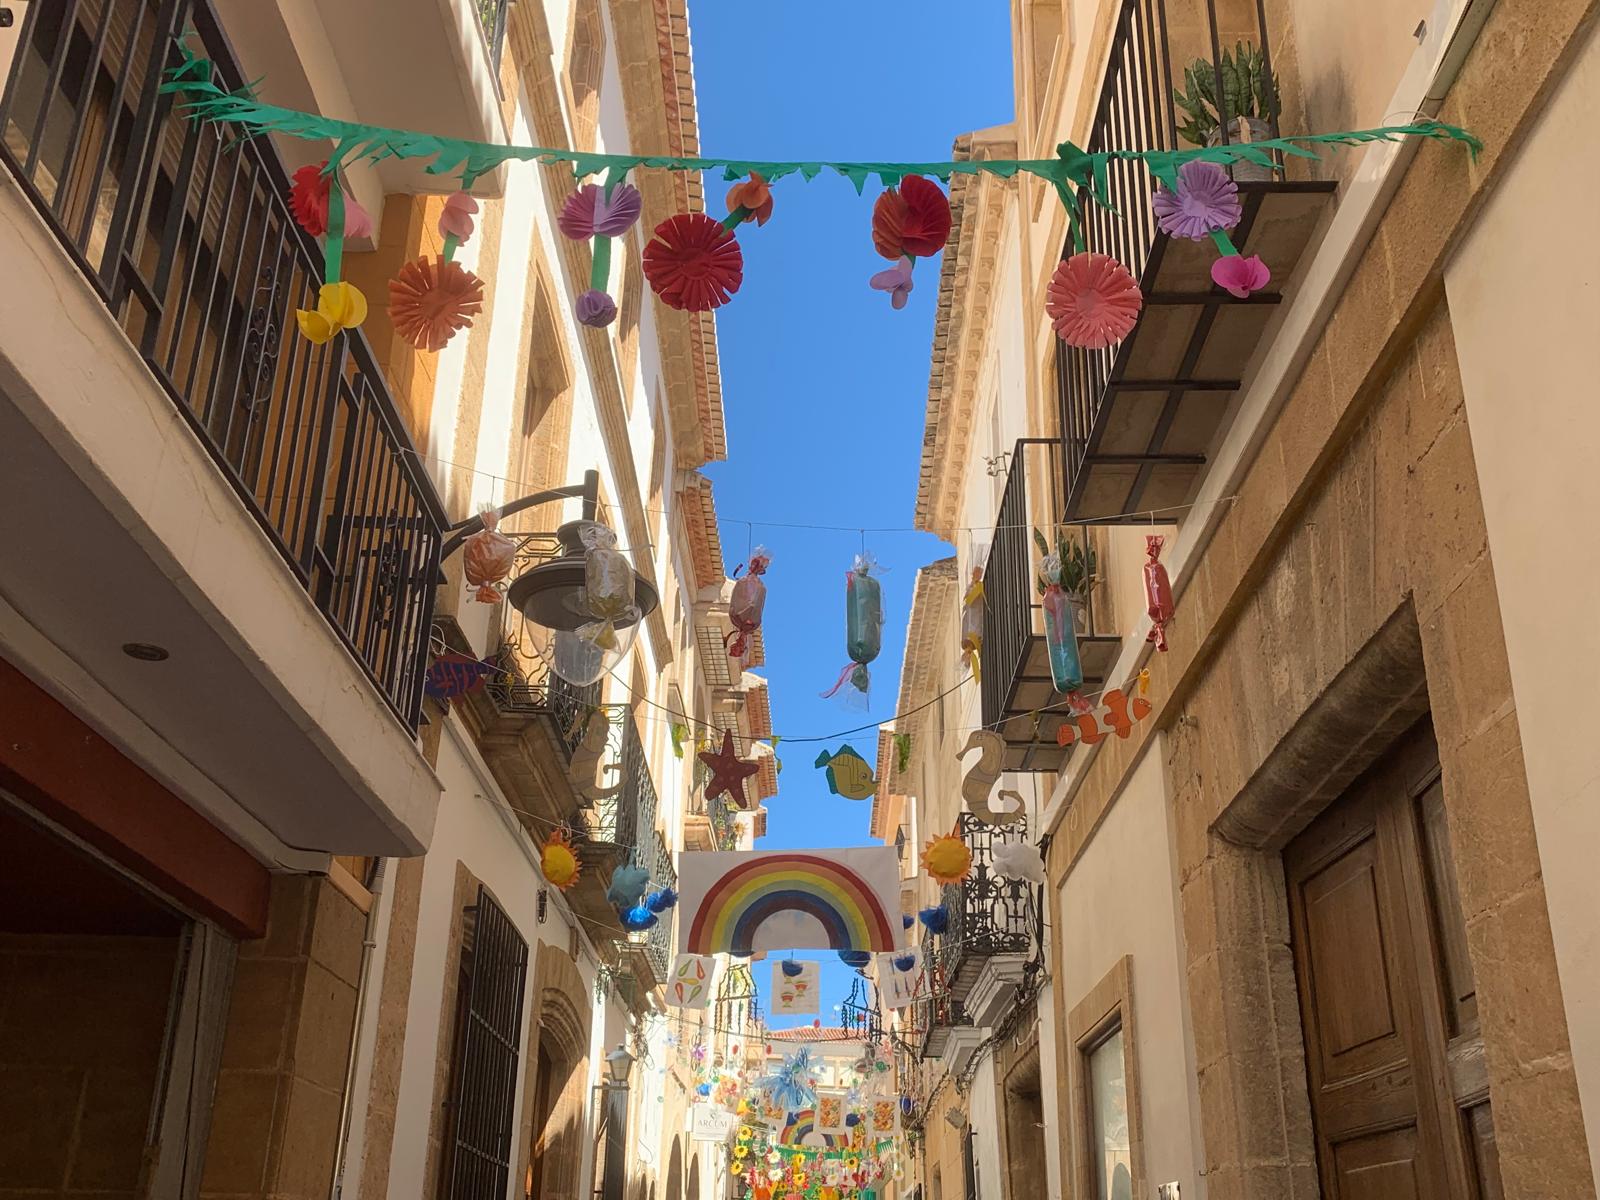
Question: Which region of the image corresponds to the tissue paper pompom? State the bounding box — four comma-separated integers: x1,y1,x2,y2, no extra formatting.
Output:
871,174,951,260
388,257,486,352
1153,160,1241,240
559,182,643,240
1046,252,1143,349
575,288,619,327
1211,253,1271,298
643,213,743,311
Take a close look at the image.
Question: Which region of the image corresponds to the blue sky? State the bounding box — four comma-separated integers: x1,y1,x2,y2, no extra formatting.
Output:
691,4,1014,1028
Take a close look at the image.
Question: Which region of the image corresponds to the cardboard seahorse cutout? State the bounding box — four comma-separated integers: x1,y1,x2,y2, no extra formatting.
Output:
568,709,621,802
957,730,1025,825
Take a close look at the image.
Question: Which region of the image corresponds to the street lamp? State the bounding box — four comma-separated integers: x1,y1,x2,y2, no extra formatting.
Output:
594,1042,635,1200
604,1043,636,1087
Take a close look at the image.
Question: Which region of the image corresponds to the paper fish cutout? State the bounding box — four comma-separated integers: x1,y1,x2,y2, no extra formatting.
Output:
992,839,1046,885
1055,687,1154,747
957,730,1025,825
814,744,876,800
423,652,496,701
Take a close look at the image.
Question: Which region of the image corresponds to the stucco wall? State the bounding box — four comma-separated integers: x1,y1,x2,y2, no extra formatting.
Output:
1442,20,1600,1174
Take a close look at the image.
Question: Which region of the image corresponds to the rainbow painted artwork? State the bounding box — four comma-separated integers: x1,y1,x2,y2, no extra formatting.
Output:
677,848,902,954
779,1107,845,1148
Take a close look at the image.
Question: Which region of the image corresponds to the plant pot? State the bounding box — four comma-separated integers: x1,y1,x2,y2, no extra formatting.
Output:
1068,593,1090,635
1207,117,1277,182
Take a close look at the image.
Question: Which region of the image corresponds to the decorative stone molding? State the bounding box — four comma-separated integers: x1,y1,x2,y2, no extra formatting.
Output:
965,952,1031,1029
942,1024,988,1076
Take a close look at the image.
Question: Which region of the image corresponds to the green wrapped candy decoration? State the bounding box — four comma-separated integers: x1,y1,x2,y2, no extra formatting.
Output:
822,553,883,707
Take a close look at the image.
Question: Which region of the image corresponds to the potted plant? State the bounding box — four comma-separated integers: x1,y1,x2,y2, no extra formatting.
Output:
1033,526,1099,632
1174,41,1281,180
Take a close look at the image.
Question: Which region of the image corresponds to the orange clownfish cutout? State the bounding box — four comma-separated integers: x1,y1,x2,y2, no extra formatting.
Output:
1055,686,1154,747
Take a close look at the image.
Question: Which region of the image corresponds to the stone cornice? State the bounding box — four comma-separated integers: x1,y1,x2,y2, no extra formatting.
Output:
915,126,1018,539
676,470,724,591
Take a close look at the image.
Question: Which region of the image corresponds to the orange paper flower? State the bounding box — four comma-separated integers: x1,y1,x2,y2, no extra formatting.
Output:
388,257,486,352
1046,252,1143,348
871,174,951,260
726,172,774,225
642,213,744,311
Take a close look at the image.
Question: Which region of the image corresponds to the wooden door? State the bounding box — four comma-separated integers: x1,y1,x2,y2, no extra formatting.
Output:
1285,721,1504,1200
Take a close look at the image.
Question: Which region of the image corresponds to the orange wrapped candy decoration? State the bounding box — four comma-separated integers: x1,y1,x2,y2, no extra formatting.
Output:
462,509,516,604
389,256,486,352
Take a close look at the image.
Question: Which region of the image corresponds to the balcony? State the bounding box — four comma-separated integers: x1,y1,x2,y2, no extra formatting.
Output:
1059,0,1335,521
981,440,1122,772
0,0,445,855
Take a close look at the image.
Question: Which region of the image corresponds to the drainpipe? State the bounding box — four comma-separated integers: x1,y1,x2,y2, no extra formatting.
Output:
331,857,388,1200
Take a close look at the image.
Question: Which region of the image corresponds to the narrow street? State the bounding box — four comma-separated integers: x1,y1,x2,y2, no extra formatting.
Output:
0,3,1596,1200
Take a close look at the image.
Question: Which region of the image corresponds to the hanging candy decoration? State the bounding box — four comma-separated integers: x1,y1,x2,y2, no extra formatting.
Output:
821,553,883,708
726,546,772,660
539,828,581,891
960,566,985,682
1144,534,1175,651
1046,251,1142,349
923,825,973,885
1034,533,1088,704
643,211,745,311
867,174,951,308
559,175,643,327
461,507,517,603
576,523,640,651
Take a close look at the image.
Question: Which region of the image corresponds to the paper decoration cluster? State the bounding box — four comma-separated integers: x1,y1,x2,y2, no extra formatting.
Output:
461,508,516,603
771,959,820,1016
677,848,901,954
1145,534,1175,650
921,827,973,886
1055,685,1154,747
726,547,772,660
700,731,761,810
558,178,642,326
822,554,883,707
957,730,1025,825
667,953,715,1009
813,744,876,801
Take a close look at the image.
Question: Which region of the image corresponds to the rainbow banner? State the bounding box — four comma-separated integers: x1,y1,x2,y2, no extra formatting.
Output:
678,848,901,954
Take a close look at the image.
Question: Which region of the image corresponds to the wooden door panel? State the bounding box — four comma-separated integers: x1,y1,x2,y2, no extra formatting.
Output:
1332,1127,1424,1200
1302,844,1400,1066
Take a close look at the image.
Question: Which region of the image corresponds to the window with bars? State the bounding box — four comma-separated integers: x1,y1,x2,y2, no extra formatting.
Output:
439,886,529,1200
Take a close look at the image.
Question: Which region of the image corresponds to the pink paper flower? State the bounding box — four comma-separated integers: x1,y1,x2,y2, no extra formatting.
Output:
439,192,479,243
342,196,374,241
869,257,914,309
1211,253,1271,297
558,182,643,240
1046,252,1143,348
1153,161,1241,240
575,288,618,327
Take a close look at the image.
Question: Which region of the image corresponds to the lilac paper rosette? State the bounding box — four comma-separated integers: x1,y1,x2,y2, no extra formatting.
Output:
1153,160,1242,241
558,182,643,240
575,288,618,327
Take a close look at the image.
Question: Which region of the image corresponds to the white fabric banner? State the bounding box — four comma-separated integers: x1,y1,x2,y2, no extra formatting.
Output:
771,959,820,1014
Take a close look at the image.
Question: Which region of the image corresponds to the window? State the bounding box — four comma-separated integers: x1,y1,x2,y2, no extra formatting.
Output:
1069,956,1142,1200
564,0,604,152
1086,1025,1132,1200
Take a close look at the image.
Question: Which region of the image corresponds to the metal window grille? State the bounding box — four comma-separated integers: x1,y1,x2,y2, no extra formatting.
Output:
445,886,529,1200
474,0,509,68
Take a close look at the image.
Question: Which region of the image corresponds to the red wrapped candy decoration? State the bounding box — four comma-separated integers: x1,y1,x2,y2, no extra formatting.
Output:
642,212,744,311
462,509,517,604
1144,534,1174,651
871,174,952,260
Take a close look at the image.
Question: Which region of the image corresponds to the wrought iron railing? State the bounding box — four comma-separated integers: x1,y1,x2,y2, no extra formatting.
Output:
981,439,1112,732
1057,0,1281,499
941,814,1035,988
474,0,511,68
634,826,676,982
0,0,445,728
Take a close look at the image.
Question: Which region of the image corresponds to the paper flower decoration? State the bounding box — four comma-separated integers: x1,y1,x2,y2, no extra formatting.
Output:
922,828,973,886
871,174,951,260
917,905,948,935
606,864,650,910
296,281,367,344
1153,161,1241,240
288,162,373,240
576,288,619,328
837,950,872,969
992,839,1046,885
539,829,581,890
869,257,914,309
559,182,643,240
643,213,744,311
902,914,915,930
439,192,479,243
646,887,679,913
1047,252,1142,348
1212,253,1271,298
726,172,774,225
461,508,516,603
389,257,486,352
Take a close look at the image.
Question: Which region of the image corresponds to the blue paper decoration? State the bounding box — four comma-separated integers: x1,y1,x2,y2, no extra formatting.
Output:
918,905,949,935
837,949,872,969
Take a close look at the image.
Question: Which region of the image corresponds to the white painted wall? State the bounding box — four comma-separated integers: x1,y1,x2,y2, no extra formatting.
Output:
1056,740,1202,1198
1442,22,1600,1177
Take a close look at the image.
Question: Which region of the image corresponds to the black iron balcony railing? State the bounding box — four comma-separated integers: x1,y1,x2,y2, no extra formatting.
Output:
1056,0,1334,522
474,0,511,68
982,439,1121,772
940,814,1036,996
0,0,445,727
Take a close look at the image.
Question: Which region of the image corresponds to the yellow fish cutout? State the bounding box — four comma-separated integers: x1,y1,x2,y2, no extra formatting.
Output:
814,744,876,800
296,280,367,344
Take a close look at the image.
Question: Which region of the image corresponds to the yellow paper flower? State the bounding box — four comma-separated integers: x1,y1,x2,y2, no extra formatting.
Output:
296,280,368,344
923,825,974,885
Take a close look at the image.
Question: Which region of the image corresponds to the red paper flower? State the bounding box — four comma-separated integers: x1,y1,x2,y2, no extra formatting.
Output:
388,257,486,352
726,172,774,225
642,213,744,311
289,161,372,239
1046,252,1143,348
871,174,951,260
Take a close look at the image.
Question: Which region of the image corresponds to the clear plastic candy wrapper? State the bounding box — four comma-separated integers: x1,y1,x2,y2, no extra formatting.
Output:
461,508,516,603
726,546,771,659
822,553,883,707
960,566,984,681
576,522,638,650
1039,573,1085,695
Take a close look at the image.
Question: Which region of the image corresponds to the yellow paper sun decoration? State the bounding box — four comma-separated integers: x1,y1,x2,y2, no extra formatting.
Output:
539,828,581,891
922,825,973,885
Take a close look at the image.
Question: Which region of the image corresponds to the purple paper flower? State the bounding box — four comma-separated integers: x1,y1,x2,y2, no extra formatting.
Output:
1211,254,1271,298
558,182,643,240
575,288,618,327
1153,161,1242,241
870,256,915,309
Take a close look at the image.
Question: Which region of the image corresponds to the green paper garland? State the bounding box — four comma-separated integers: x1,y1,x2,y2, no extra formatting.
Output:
160,41,1480,256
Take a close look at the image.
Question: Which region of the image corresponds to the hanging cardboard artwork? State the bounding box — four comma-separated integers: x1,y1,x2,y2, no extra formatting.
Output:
771,959,820,1016
666,953,715,1009
875,949,922,1010
815,1090,850,1135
